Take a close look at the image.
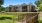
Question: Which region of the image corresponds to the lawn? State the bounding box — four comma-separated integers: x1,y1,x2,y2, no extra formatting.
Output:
38,12,42,23
0,15,18,23
0,12,39,23
0,12,25,23
38,20,42,23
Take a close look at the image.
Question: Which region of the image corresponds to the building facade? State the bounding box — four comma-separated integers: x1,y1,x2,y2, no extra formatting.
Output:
7,3,35,12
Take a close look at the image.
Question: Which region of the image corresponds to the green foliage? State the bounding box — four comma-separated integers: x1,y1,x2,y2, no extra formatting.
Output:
0,6,6,12
38,3,42,10
1,6,5,11
35,0,42,11
0,0,4,12
35,1,41,7
0,0,4,5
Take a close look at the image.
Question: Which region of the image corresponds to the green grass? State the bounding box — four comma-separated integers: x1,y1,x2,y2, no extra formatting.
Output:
38,16,42,23
0,12,25,23
0,15,18,23
0,12,39,23
0,19,13,23
38,20,42,23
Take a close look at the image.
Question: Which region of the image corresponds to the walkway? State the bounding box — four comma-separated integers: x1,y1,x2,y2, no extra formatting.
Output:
14,12,39,23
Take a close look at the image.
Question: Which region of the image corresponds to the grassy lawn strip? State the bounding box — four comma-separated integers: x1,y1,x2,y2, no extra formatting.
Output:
0,12,39,23
38,20,42,23
0,12,25,23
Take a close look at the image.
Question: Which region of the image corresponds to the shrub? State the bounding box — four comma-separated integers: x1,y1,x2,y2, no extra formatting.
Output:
0,17,6,20
0,17,12,20
6,17,12,20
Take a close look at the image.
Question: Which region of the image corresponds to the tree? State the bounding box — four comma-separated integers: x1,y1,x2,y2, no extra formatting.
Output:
35,0,42,11
0,0,4,6
38,3,42,10
0,0,4,12
1,6,5,11
35,0,41,7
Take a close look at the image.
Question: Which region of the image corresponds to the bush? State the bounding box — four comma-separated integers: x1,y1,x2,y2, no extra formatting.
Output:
0,17,12,20
6,17,12,20
0,17,6,20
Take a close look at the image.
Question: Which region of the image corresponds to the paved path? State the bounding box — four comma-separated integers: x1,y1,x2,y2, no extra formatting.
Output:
14,15,37,23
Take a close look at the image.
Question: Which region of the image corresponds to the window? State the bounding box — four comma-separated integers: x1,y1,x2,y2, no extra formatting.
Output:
22,6,27,12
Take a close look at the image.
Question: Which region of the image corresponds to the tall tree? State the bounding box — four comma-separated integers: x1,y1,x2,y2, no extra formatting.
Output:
35,0,41,7
0,0,4,12
0,0,4,6
38,3,42,10
35,0,42,11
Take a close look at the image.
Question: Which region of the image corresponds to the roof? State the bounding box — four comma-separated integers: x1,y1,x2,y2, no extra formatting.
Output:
9,3,34,8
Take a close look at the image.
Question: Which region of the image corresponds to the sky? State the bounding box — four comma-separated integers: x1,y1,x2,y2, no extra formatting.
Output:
3,0,36,7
